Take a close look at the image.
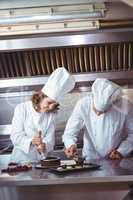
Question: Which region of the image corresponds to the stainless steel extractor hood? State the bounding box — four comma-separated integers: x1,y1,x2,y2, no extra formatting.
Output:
0,0,132,83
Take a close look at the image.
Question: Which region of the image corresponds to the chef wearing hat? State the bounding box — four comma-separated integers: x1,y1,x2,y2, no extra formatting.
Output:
10,67,75,163
63,78,133,160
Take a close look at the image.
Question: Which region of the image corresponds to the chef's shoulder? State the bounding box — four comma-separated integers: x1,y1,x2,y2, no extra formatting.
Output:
115,97,133,116
74,94,92,111
123,98,133,116
14,101,31,114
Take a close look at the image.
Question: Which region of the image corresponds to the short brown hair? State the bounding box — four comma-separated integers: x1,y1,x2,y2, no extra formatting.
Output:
31,91,47,112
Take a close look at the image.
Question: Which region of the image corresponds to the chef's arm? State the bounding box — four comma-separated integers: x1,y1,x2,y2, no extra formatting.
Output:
10,105,32,154
42,117,55,153
117,110,133,157
62,100,84,149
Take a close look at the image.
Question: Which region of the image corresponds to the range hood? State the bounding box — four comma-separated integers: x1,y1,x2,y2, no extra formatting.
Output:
0,1,133,87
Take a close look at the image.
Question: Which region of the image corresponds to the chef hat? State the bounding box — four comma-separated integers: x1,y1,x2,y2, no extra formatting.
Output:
92,78,122,112
41,67,75,102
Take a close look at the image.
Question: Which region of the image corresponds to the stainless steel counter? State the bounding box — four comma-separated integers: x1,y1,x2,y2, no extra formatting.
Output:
0,159,133,200
0,159,133,186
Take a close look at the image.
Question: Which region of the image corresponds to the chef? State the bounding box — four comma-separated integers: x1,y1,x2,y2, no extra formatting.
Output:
10,67,75,163
63,78,133,161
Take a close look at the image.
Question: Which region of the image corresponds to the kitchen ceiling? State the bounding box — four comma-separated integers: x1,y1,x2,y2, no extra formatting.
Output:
0,1,106,36
0,0,118,9
0,1,132,36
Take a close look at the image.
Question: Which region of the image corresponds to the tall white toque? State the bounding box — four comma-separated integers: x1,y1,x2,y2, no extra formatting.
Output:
41,67,75,102
92,78,122,112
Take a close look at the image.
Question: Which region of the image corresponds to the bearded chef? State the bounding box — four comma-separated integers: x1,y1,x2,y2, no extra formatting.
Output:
10,67,75,163
63,78,133,160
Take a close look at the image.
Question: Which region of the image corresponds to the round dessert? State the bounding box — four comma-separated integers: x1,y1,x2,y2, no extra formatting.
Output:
40,156,61,167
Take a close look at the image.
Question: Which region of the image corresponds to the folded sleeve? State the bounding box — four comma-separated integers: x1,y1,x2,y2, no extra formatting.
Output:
10,104,32,154
62,100,84,148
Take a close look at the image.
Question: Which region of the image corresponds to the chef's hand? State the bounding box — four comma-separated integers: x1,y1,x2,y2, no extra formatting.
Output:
64,144,78,158
108,149,123,160
32,131,42,146
32,136,42,146
36,143,46,154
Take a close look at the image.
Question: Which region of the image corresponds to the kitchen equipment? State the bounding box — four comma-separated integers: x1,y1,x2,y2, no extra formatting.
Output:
37,131,46,160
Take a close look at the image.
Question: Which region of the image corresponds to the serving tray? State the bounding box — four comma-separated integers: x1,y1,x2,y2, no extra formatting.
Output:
50,163,100,174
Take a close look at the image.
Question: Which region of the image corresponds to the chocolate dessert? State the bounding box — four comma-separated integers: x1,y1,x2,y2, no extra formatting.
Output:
40,156,61,167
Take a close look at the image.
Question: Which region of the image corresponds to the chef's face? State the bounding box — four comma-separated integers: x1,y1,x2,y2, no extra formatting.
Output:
39,97,59,113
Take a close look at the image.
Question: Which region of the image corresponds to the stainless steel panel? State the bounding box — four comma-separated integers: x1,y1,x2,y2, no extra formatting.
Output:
0,125,12,135
0,76,48,88
0,71,133,89
0,159,133,186
0,30,133,51
0,38,133,79
0,186,128,200
0,94,31,126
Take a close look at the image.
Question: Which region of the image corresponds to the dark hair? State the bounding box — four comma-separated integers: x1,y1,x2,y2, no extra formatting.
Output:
31,91,47,112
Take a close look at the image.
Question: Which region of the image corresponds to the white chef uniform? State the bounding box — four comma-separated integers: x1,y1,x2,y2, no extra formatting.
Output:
10,67,75,163
63,78,133,161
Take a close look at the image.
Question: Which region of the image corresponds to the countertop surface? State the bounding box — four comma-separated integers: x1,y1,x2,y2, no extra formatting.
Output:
0,159,133,186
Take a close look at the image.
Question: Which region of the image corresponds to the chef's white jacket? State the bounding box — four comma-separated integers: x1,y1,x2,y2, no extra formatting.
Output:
63,94,133,160
10,101,55,163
